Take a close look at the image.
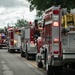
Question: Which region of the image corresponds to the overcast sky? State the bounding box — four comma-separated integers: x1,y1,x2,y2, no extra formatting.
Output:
0,0,36,28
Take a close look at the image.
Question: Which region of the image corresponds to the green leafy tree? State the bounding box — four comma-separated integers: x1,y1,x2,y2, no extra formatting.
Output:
15,19,29,27
28,0,75,14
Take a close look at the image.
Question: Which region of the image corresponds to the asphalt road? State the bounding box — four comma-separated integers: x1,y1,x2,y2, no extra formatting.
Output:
0,49,75,75
0,49,46,75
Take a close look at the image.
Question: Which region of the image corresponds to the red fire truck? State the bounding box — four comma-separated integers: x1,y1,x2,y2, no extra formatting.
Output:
7,27,21,53
20,24,38,60
0,33,7,49
36,5,75,75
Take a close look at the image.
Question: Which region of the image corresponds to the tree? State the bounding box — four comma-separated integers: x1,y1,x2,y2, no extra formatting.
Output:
15,19,29,27
28,0,75,14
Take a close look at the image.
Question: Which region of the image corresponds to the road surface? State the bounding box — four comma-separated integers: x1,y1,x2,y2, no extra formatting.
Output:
0,49,46,75
0,49,75,75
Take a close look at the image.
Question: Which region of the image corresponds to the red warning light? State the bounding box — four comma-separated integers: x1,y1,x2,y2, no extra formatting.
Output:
53,10,59,15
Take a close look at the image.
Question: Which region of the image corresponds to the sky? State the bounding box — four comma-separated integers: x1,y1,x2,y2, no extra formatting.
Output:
0,0,36,28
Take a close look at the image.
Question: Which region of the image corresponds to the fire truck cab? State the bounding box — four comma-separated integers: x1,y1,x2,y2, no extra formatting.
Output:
7,27,21,53
36,5,75,75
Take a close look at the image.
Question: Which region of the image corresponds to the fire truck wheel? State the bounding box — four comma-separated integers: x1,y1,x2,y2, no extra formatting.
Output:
8,48,9,52
47,66,62,75
71,62,75,69
54,67,62,75
26,53,30,60
9,49,12,53
37,61,43,68
47,66,54,75
0,47,2,49
21,50,25,57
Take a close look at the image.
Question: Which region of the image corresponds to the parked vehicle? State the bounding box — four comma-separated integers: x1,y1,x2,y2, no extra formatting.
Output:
0,33,7,49
36,5,75,75
20,25,37,60
7,27,21,53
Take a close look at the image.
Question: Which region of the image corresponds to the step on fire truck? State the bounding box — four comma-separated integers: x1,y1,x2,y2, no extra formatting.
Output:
36,5,75,75
7,27,21,53
20,23,37,60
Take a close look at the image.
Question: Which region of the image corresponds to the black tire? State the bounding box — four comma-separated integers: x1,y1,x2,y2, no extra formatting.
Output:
26,53,30,60
54,67,63,75
20,46,25,57
26,45,29,60
47,66,62,75
21,50,25,57
47,66,54,75
9,49,12,53
37,61,43,68
8,48,9,52
71,63,75,69
0,47,2,49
